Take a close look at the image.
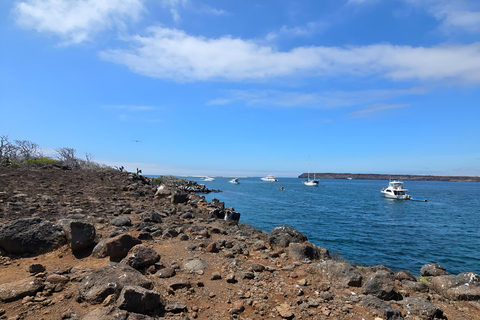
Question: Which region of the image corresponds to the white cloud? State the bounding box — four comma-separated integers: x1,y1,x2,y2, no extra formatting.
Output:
13,0,145,45
161,0,187,23
99,26,480,84
402,0,480,33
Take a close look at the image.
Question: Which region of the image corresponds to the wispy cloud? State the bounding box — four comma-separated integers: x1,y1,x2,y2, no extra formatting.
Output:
424,1,480,34
99,26,480,84
208,87,426,109
351,0,480,34
266,21,330,41
13,0,145,45
161,0,187,24
348,103,409,118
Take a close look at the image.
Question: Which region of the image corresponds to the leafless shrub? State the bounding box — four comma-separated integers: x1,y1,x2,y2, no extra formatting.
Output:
14,140,41,162
0,135,17,164
55,147,79,168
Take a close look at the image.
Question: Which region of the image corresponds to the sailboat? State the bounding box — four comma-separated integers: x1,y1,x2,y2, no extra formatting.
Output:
303,156,319,186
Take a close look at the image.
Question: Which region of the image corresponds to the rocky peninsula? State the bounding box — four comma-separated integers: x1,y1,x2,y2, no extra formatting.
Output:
298,173,480,182
1,165,480,320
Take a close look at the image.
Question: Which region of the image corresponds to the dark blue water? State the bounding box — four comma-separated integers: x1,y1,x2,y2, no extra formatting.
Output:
193,177,480,276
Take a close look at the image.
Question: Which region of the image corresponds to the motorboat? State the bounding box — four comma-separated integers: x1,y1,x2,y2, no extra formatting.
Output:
381,180,411,200
229,178,239,184
202,176,214,181
303,156,319,186
261,174,278,182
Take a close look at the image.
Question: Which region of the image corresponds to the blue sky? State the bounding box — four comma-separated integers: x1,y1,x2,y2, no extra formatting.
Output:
1,0,479,177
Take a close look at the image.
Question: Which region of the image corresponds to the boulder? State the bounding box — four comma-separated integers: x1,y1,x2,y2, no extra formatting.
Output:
309,260,362,287
171,191,188,204
0,277,44,302
402,280,429,293
420,263,449,276
0,218,65,254
268,225,308,248
92,234,142,260
121,245,160,270
116,285,164,316
224,208,240,221
141,211,163,223
182,258,208,272
288,242,329,261
399,297,443,319
62,220,96,251
79,262,152,304
362,270,398,300
111,216,132,227
431,272,480,300
395,270,416,282
361,295,404,320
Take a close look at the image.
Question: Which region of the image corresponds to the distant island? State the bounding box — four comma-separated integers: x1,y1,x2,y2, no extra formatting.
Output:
298,173,480,182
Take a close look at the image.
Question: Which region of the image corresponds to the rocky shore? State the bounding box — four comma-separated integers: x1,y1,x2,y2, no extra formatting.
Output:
298,173,480,182
1,165,479,320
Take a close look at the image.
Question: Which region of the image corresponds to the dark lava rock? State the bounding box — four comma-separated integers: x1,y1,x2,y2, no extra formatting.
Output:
121,244,160,270
116,285,164,316
62,220,96,251
361,295,404,320
399,297,443,319
420,263,449,277
268,225,308,248
0,218,65,254
92,234,142,260
362,270,398,301
110,216,132,227
309,260,363,287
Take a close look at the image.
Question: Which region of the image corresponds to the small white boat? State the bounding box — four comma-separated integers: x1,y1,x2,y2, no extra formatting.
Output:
229,178,239,184
261,174,278,182
381,180,411,200
303,156,319,186
303,178,319,186
202,176,214,181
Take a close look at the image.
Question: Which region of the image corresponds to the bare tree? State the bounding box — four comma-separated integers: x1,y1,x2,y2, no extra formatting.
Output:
85,152,94,163
0,135,17,164
56,147,79,168
15,140,40,161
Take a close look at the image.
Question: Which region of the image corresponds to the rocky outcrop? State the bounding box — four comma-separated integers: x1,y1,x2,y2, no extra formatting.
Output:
268,225,308,248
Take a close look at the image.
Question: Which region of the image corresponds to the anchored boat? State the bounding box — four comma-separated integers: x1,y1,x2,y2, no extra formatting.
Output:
381,180,411,200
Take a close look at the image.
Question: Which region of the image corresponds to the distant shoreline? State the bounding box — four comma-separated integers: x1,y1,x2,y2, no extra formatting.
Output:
298,172,480,182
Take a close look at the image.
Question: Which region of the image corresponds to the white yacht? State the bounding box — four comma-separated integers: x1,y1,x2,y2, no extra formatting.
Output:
202,176,214,182
261,174,278,182
303,156,319,186
381,180,411,200
229,178,239,184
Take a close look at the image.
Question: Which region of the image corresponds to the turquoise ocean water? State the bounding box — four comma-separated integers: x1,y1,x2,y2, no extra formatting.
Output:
180,177,480,276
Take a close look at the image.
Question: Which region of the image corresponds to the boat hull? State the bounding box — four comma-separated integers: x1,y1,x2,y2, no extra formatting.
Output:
303,180,319,186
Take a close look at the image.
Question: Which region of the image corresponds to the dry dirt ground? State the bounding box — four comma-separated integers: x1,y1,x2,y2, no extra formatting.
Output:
0,165,479,320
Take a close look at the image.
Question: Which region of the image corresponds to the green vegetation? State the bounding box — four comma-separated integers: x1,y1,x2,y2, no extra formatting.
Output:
152,177,162,185
418,276,431,284
25,157,59,166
